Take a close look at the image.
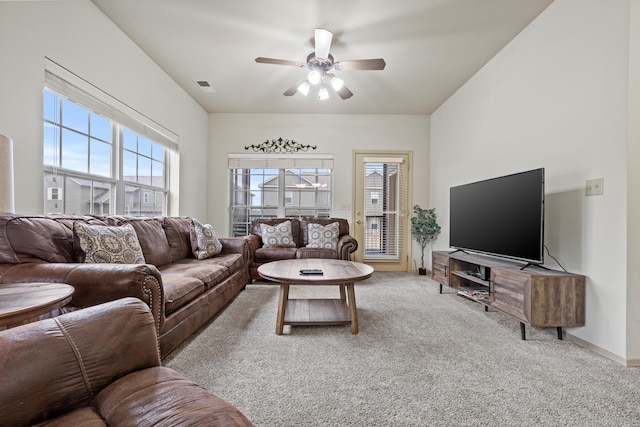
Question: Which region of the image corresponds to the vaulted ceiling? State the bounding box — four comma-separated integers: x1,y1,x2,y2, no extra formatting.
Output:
91,0,554,115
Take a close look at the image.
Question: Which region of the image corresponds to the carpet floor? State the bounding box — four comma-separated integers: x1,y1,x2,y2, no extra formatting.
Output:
165,272,640,426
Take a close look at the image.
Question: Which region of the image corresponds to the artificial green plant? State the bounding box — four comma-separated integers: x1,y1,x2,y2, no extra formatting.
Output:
410,205,441,269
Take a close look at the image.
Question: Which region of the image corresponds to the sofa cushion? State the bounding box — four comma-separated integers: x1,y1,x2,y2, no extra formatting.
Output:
260,220,296,248
74,223,146,264
163,217,193,262
39,407,106,426
306,222,339,249
95,367,254,427
300,217,350,246
255,247,298,262
125,218,172,267
296,247,339,259
190,219,222,260
160,259,229,290
161,275,206,315
251,218,301,247
1,215,108,263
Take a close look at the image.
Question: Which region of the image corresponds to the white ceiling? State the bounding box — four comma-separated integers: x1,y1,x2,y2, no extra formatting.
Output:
90,0,553,115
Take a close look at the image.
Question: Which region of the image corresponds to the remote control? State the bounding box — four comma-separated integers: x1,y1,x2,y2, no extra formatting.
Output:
300,269,323,275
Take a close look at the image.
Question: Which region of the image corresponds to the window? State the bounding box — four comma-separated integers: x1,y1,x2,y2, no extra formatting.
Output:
229,167,332,236
363,161,406,260
370,191,379,205
43,88,169,216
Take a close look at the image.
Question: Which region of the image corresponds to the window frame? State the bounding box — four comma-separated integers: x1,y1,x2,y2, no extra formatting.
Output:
43,86,170,216
229,166,333,237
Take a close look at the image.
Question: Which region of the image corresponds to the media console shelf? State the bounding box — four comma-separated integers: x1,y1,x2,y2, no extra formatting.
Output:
432,251,586,340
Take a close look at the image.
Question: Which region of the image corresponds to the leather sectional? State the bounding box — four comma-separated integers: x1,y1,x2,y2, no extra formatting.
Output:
0,214,250,358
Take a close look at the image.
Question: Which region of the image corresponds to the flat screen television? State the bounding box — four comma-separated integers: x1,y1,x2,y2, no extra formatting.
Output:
449,168,545,264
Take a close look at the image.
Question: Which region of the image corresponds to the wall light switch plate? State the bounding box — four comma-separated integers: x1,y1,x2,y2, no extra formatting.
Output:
586,178,604,196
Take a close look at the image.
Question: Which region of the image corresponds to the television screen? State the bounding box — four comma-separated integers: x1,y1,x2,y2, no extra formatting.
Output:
449,168,545,264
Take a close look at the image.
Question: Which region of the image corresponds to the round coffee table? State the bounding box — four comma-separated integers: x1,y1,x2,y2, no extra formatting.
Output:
0,282,75,327
257,259,374,335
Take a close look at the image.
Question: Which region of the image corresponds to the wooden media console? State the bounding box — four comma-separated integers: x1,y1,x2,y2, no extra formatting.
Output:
432,251,586,340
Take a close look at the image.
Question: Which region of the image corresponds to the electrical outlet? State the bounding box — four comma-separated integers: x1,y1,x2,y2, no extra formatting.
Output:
586,178,604,196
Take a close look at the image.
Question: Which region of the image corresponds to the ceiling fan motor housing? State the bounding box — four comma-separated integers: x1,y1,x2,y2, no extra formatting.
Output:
306,53,334,75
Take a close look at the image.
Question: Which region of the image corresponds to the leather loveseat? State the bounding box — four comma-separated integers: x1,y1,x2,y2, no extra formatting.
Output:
0,214,249,357
0,297,254,427
246,217,358,281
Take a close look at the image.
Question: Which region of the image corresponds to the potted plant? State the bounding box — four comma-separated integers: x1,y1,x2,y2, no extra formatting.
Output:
411,205,441,275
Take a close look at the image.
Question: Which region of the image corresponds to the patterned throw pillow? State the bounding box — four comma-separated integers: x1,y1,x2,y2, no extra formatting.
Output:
190,219,223,260
74,222,146,264
260,220,296,248
306,222,339,249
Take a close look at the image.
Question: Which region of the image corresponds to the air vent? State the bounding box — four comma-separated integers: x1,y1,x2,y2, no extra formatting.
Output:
195,80,215,93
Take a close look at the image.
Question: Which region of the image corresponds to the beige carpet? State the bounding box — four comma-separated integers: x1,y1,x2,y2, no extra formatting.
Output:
165,272,640,426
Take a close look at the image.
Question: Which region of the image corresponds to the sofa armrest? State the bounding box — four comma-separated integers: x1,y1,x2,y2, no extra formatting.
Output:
337,235,358,260
0,298,160,427
0,263,164,333
220,237,251,283
244,234,262,257
219,236,249,257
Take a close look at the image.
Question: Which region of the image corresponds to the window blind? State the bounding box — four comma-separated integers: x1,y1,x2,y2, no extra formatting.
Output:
44,58,179,151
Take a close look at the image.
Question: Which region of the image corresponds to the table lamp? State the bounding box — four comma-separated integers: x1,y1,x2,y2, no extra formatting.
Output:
0,133,15,213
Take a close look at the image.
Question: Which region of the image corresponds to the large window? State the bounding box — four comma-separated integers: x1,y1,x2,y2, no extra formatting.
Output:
43,90,169,216
230,167,332,236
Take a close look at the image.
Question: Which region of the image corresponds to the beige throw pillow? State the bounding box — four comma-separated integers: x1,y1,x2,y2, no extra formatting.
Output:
260,220,296,248
190,219,223,260
74,222,146,264
306,222,340,249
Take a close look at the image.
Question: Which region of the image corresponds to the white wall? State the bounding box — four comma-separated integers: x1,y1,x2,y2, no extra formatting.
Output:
431,0,632,361
0,0,208,219
208,113,430,268
627,0,640,362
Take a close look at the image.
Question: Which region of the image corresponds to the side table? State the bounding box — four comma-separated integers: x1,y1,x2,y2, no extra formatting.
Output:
0,282,75,328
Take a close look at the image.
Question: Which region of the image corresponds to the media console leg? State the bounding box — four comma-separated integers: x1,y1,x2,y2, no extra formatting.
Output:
557,327,563,340
439,283,443,294
520,322,526,340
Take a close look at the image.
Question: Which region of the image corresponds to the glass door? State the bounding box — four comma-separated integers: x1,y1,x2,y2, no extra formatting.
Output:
353,152,411,271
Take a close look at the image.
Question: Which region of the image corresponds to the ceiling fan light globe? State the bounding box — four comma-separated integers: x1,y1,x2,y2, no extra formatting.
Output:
318,86,329,100
331,77,344,91
297,82,310,96
308,70,322,85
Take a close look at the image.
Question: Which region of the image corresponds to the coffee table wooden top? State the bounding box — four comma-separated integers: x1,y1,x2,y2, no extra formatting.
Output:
0,282,75,327
258,259,374,285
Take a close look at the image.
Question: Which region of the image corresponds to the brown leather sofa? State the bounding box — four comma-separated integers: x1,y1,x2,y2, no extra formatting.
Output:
246,217,358,281
0,214,249,358
0,297,254,427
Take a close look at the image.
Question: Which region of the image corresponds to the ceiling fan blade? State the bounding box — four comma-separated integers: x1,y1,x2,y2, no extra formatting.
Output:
335,84,353,100
255,57,305,67
334,58,386,71
283,76,309,96
314,28,333,60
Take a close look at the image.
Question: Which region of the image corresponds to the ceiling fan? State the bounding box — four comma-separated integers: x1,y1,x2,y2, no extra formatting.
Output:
255,28,386,100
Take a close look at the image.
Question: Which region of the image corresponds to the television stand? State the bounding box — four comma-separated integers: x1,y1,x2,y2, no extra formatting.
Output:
432,251,585,340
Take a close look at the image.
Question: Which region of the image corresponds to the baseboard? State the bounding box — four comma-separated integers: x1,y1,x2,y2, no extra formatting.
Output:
565,332,639,367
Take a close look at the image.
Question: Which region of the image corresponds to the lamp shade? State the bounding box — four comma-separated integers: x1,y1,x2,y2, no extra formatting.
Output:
0,134,15,213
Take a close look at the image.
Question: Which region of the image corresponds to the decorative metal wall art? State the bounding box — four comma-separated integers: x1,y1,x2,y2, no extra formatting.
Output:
244,138,316,153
